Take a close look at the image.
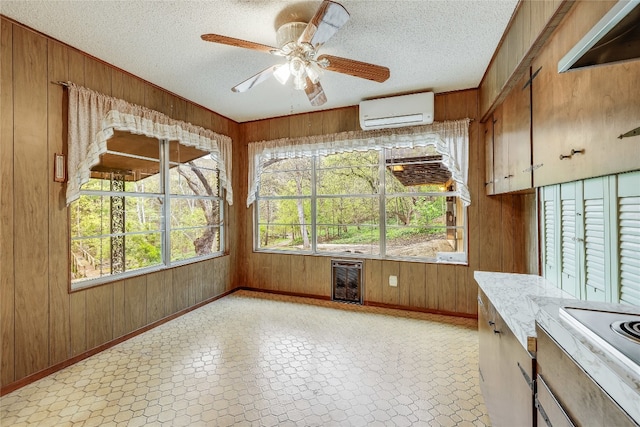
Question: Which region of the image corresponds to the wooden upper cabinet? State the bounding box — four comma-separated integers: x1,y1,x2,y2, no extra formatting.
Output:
532,0,640,187
501,71,533,193
484,115,496,195
486,71,533,195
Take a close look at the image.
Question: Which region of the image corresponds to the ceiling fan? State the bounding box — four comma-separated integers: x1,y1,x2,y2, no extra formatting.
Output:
201,0,390,106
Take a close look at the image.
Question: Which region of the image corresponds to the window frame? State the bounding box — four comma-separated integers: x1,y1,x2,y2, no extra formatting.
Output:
70,138,225,290
253,149,468,264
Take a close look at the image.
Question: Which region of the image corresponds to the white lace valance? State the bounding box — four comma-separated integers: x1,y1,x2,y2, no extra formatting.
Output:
247,119,470,207
65,82,233,205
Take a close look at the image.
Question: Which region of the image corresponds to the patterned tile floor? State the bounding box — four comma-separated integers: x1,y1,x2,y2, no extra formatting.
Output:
1,291,490,426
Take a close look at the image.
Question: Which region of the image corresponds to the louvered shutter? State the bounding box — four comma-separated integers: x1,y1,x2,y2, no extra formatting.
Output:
582,177,612,302
560,182,580,297
618,172,640,307
584,198,606,297
541,185,560,286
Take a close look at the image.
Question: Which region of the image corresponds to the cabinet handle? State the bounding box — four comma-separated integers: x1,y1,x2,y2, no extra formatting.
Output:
503,174,514,179
488,320,495,326
560,148,585,160
570,148,584,155
493,329,501,334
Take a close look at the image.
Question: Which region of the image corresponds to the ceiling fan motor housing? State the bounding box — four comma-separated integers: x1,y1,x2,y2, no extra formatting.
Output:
276,22,308,48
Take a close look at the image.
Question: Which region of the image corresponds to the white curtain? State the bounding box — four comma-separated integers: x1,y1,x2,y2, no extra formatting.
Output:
65,82,233,205
247,119,470,207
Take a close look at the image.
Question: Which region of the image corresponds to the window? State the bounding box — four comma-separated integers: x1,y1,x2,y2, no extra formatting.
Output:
254,144,467,262
70,132,224,289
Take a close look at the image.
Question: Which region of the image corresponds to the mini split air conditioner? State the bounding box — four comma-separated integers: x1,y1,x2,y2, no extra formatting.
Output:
359,92,434,130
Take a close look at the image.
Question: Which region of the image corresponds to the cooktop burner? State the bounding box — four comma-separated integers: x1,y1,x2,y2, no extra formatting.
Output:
612,320,640,343
559,307,640,373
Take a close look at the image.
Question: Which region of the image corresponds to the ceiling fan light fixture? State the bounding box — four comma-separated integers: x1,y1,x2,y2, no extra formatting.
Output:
273,63,291,85
201,0,390,106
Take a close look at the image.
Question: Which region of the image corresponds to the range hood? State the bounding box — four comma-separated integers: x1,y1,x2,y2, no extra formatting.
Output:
558,0,640,72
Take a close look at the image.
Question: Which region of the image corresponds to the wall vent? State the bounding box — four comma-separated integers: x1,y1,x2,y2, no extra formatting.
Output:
331,260,363,304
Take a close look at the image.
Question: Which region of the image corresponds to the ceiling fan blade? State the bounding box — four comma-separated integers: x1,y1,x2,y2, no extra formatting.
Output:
231,65,279,93
201,34,276,54
318,54,390,83
298,0,350,49
305,78,327,106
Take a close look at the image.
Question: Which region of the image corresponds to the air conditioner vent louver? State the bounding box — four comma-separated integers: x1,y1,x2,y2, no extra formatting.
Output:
359,92,434,130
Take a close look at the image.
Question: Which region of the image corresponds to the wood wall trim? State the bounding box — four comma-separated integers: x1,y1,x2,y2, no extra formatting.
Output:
237,287,478,320
0,288,237,397
364,301,478,320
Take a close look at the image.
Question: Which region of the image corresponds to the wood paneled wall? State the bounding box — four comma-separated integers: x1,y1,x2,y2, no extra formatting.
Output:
236,90,535,317
479,0,573,120
0,18,238,389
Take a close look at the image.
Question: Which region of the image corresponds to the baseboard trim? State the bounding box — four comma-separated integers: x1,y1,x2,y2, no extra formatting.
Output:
364,300,477,319
235,287,477,319
236,287,333,302
0,288,237,396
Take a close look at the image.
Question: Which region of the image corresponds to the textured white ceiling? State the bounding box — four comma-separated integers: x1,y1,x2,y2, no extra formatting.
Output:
1,0,518,123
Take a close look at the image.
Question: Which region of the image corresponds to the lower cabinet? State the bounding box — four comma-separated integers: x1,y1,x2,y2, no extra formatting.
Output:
478,289,535,426
535,325,637,427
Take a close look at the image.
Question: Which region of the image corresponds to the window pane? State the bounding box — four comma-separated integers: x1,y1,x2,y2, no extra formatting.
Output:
169,141,209,164
124,232,163,271
71,237,110,282
385,145,451,192
262,157,312,173
171,198,221,229
385,196,447,227
70,196,110,238
259,158,312,197
171,227,221,262
385,226,456,258
317,151,379,195
257,199,311,251
91,134,162,192
316,225,380,256
124,196,163,232
169,164,219,196
317,197,378,227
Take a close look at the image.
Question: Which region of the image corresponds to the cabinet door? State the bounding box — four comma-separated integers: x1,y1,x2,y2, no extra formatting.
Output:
532,1,640,187
616,171,640,306
540,185,561,286
582,176,615,302
478,290,534,427
502,71,532,192
485,118,496,195
559,182,582,298
492,104,508,194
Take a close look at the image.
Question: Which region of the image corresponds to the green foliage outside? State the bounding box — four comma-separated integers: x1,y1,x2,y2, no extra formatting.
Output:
257,149,458,256
71,151,222,281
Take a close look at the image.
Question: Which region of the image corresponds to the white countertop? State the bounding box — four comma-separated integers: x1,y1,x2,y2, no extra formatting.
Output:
531,296,640,423
474,271,640,424
473,271,573,351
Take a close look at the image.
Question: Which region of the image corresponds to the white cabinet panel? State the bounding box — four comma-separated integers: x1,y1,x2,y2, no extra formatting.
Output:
617,171,640,306
541,171,640,307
